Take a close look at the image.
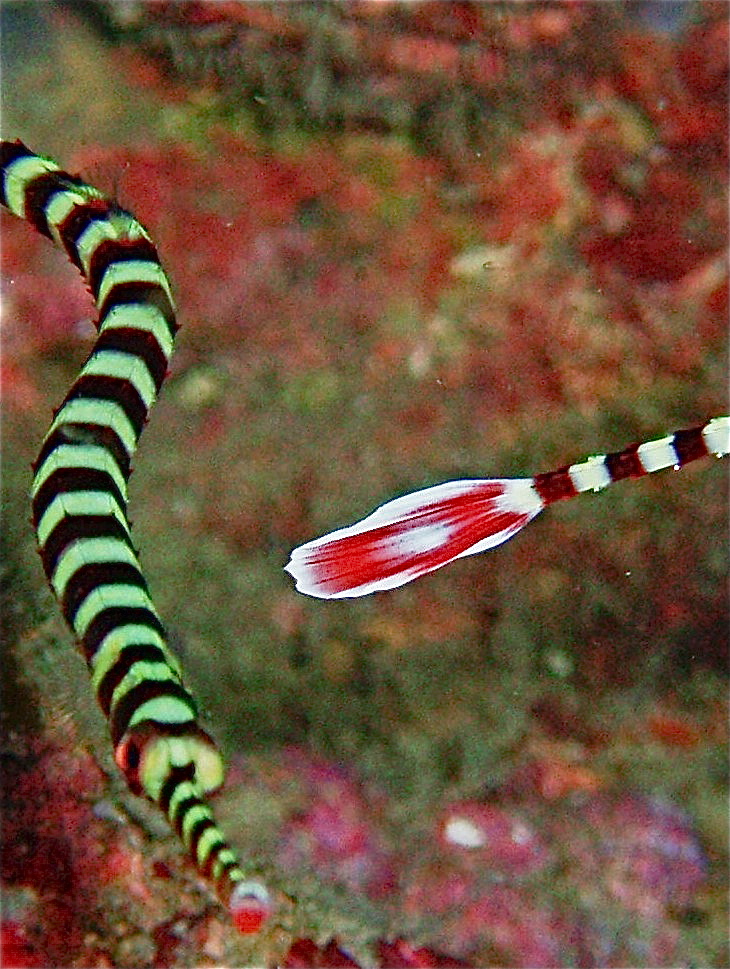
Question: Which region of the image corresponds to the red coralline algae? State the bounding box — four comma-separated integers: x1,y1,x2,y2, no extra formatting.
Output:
0,920,45,969
581,167,719,283
396,778,710,965
566,793,707,917
578,13,727,284
225,743,712,964
3,734,270,964
647,710,702,748
274,748,397,899
397,791,568,963
488,138,570,245
458,886,581,968
676,17,729,100
402,866,582,967
375,937,472,968
220,721,714,966
500,754,603,802
283,937,362,968
2,739,120,964
282,936,473,968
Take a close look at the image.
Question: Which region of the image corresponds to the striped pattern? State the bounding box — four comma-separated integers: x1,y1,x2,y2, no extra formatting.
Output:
286,417,729,598
532,418,729,502
1,140,269,931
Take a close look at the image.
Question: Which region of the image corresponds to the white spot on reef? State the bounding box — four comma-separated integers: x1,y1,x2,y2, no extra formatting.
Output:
444,817,486,849
511,821,532,845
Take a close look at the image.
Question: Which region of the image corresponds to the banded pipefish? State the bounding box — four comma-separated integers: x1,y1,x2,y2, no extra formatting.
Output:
1,139,271,933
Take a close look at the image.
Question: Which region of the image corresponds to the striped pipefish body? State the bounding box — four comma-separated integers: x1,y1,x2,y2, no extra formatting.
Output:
1,139,270,933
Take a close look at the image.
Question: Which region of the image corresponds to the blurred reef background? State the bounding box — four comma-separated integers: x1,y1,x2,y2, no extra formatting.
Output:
1,2,727,966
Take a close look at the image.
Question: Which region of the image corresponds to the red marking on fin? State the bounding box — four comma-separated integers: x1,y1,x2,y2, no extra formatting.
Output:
229,881,271,934
285,478,543,598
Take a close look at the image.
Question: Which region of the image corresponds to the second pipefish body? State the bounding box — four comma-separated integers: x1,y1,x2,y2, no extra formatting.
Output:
1,139,271,933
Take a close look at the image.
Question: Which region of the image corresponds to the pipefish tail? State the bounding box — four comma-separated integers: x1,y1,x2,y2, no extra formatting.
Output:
286,418,729,598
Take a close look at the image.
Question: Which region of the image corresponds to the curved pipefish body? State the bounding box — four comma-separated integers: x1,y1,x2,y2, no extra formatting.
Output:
1,139,270,933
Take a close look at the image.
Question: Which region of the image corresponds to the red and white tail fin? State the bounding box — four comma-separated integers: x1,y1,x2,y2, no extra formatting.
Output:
286,417,729,599
285,478,544,598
